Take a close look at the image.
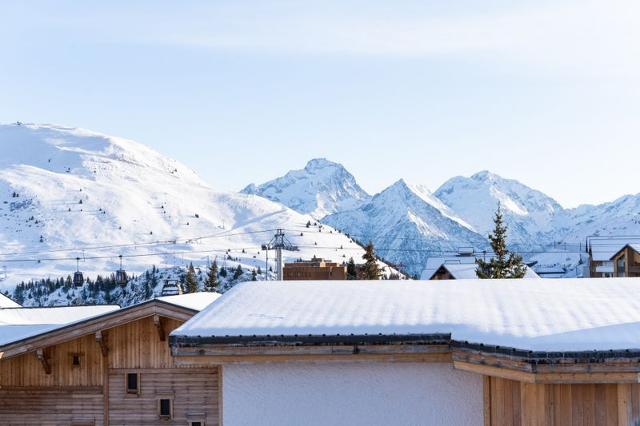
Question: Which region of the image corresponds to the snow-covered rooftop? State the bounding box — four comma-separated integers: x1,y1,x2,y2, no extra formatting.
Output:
0,293,20,308
589,239,640,261
157,292,221,311
0,305,120,346
422,257,539,280
172,279,640,352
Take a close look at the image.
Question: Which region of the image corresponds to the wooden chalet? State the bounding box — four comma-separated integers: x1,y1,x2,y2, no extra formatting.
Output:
611,244,640,278
169,279,640,426
0,294,220,426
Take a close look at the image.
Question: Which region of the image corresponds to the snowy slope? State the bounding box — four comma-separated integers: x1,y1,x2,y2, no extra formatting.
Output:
556,195,640,241
435,171,565,246
323,179,488,276
0,123,373,294
241,158,370,219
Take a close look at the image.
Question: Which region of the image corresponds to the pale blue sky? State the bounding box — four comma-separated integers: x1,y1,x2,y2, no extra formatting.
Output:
1,0,639,207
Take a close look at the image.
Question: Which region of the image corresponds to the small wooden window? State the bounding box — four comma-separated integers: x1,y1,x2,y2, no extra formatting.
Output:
191,422,203,426
159,398,172,418
71,353,81,367
126,372,139,394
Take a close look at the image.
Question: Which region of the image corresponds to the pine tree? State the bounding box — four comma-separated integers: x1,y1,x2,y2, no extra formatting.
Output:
346,257,358,280
362,242,382,280
476,206,527,279
205,260,219,292
251,269,257,281
233,265,243,280
185,263,198,293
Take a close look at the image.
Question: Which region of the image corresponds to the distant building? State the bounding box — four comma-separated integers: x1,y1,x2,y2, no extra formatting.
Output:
283,258,347,280
587,237,640,278
611,244,640,278
422,249,539,280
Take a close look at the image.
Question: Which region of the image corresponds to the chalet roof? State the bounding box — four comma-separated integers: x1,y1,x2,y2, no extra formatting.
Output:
609,243,640,260
171,278,640,353
0,292,20,308
0,305,120,346
157,292,221,311
0,298,207,359
589,238,640,261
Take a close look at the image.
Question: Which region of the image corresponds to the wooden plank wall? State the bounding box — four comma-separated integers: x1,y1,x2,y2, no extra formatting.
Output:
108,316,181,369
0,387,104,425
486,376,640,425
0,314,221,425
0,333,103,387
107,368,219,425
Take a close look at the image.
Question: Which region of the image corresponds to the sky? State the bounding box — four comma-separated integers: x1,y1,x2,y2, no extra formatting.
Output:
1,0,639,208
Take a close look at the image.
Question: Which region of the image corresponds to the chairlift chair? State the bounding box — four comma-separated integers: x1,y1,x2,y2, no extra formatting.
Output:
116,254,128,287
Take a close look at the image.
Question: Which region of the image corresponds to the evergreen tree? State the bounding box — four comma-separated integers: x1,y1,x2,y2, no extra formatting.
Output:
233,264,243,280
219,267,227,278
346,257,358,280
362,242,382,280
205,260,219,292
476,206,527,279
185,263,198,293
251,269,257,281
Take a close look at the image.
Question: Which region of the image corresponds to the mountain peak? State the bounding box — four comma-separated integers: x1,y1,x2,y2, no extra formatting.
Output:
471,170,500,182
435,171,564,242
304,158,341,171
240,159,370,218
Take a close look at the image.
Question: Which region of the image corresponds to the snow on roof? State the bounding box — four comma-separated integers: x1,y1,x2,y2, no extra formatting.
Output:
0,293,20,308
157,292,221,311
423,260,539,280
0,305,120,346
172,279,640,352
589,239,640,261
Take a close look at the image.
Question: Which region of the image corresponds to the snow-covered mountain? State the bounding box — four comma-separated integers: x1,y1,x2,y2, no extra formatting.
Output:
0,123,379,296
435,171,565,247
323,179,489,276
557,194,640,241
241,158,370,219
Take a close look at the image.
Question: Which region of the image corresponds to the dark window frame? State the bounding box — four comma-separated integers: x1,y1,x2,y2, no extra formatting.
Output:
158,398,173,419
125,372,140,395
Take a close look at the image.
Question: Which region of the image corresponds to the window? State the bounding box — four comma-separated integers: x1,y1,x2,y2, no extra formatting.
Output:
191,423,203,426
126,372,139,394
159,398,172,418
617,257,626,277
71,353,81,367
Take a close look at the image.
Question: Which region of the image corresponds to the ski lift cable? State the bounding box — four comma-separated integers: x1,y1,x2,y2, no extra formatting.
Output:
0,229,278,258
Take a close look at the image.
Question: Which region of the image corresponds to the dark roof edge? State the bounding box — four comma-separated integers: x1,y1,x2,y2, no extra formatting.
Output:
452,340,640,362
169,333,640,361
169,333,451,346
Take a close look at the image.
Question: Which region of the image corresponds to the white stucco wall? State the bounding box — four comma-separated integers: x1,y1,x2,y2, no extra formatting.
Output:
222,362,483,426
